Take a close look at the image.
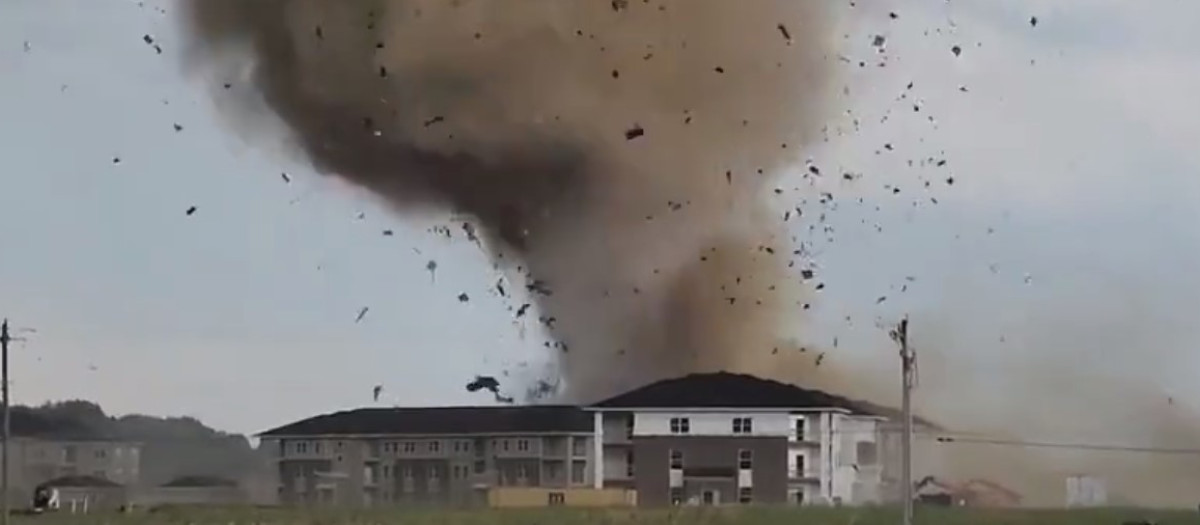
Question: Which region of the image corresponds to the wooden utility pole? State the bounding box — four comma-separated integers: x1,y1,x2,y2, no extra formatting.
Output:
894,317,915,525
1,319,10,525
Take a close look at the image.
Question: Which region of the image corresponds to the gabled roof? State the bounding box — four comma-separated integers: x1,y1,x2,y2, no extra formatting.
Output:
161,475,238,488
590,372,880,414
38,475,122,489
259,405,592,437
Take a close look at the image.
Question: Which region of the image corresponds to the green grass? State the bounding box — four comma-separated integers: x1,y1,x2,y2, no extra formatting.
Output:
12,506,1195,525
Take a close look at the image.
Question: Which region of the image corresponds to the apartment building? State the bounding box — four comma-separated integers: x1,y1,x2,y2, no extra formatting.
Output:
259,405,596,507
588,372,889,506
262,372,899,508
5,437,141,499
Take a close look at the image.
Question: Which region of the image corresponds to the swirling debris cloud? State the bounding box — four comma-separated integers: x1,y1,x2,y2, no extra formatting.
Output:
180,0,837,400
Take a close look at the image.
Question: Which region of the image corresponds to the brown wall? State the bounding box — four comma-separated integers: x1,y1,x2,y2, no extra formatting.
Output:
632,436,787,507
488,487,636,508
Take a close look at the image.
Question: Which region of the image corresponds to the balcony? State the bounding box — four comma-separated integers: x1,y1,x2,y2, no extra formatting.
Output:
789,470,820,483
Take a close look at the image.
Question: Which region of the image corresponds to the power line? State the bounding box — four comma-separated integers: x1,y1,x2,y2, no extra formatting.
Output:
933,435,1200,454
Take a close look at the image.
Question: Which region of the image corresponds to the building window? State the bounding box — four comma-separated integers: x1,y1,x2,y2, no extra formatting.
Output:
516,439,530,452
625,416,634,438
295,442,308,454
792,489,805,505
502,440,511,452
794,418,806,440
473,460,486,474
733,417,753,434
669,417,690,434
316,442,326,455
794,454,805,477
856,441,878,465
669,487,683,505
429,466,440,481
570,461,586,484
402,442,417,454
336,441,344,451
572,437,587,457
626,451,635,477
668,449,683,470
428,441,441,453
94,449,107,459
516,465,529,485
738,449,753,470
382,465,392,479
400,468,414,493
548,492,566,506
739,487,753,504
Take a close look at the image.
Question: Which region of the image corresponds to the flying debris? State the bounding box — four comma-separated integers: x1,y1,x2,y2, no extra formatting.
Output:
466,375,513,404
372,385,382,401
355,307,369,323
185,206,197,216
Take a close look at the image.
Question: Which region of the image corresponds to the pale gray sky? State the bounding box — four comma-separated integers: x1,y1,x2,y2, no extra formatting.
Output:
1,0,1198,436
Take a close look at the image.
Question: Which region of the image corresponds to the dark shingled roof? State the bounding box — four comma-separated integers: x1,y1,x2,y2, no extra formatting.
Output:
38,475,122,488
161,475,238,488
591,372,879,414
259,405,592,437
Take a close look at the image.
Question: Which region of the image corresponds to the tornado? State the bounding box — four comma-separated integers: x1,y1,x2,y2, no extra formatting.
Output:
180,0,838,400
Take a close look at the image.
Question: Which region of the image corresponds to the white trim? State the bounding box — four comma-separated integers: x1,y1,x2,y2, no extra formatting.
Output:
261,431,593,439
592,412,604,489
587,407,854,414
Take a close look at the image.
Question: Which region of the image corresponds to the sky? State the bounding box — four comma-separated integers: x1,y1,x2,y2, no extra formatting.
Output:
1,0,1198,437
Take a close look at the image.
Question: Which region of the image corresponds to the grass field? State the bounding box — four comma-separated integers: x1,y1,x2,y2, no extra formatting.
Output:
10,506,1193,525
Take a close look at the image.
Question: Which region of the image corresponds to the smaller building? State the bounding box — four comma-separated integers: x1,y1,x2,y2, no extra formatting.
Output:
139,476,248,506
487,487,636,508
914,476,1021,508
37,475,128,512
1066,474,1107,508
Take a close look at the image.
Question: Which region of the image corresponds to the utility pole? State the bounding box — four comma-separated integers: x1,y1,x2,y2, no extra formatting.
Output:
893,317,915,525
1,319,10,525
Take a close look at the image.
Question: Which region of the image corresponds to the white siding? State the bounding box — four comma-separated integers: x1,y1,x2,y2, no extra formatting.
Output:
633,412,791,436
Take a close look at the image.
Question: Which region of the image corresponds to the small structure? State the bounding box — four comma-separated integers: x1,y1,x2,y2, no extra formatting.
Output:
36,475,127,512
142,475,247,506
488,487,636,508
913,476,1021,508
1066,474,1107,508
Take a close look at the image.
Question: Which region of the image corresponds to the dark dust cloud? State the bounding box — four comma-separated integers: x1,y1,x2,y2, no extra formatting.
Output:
180,0,844,400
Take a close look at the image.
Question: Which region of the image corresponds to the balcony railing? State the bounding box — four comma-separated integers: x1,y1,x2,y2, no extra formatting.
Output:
789,470,820,482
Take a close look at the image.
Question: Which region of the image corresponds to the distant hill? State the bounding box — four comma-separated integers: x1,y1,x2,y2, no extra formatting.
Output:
12,400,258,486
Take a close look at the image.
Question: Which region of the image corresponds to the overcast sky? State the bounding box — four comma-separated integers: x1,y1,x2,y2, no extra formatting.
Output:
1,0,1198,436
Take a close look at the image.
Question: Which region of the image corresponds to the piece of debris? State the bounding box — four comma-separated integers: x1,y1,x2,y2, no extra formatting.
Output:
372,385,382,402
526,280,552,296
625,125,645,140
185,206,197,216
382,229,394,236
951,45,962,57
777,23,792,44
1029,16,1038,27
355,307,369,323
173,123,183,132
466,375,500,393
457,293,470,303
423,116,445,127
515,303,531,317
280,172,291,183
